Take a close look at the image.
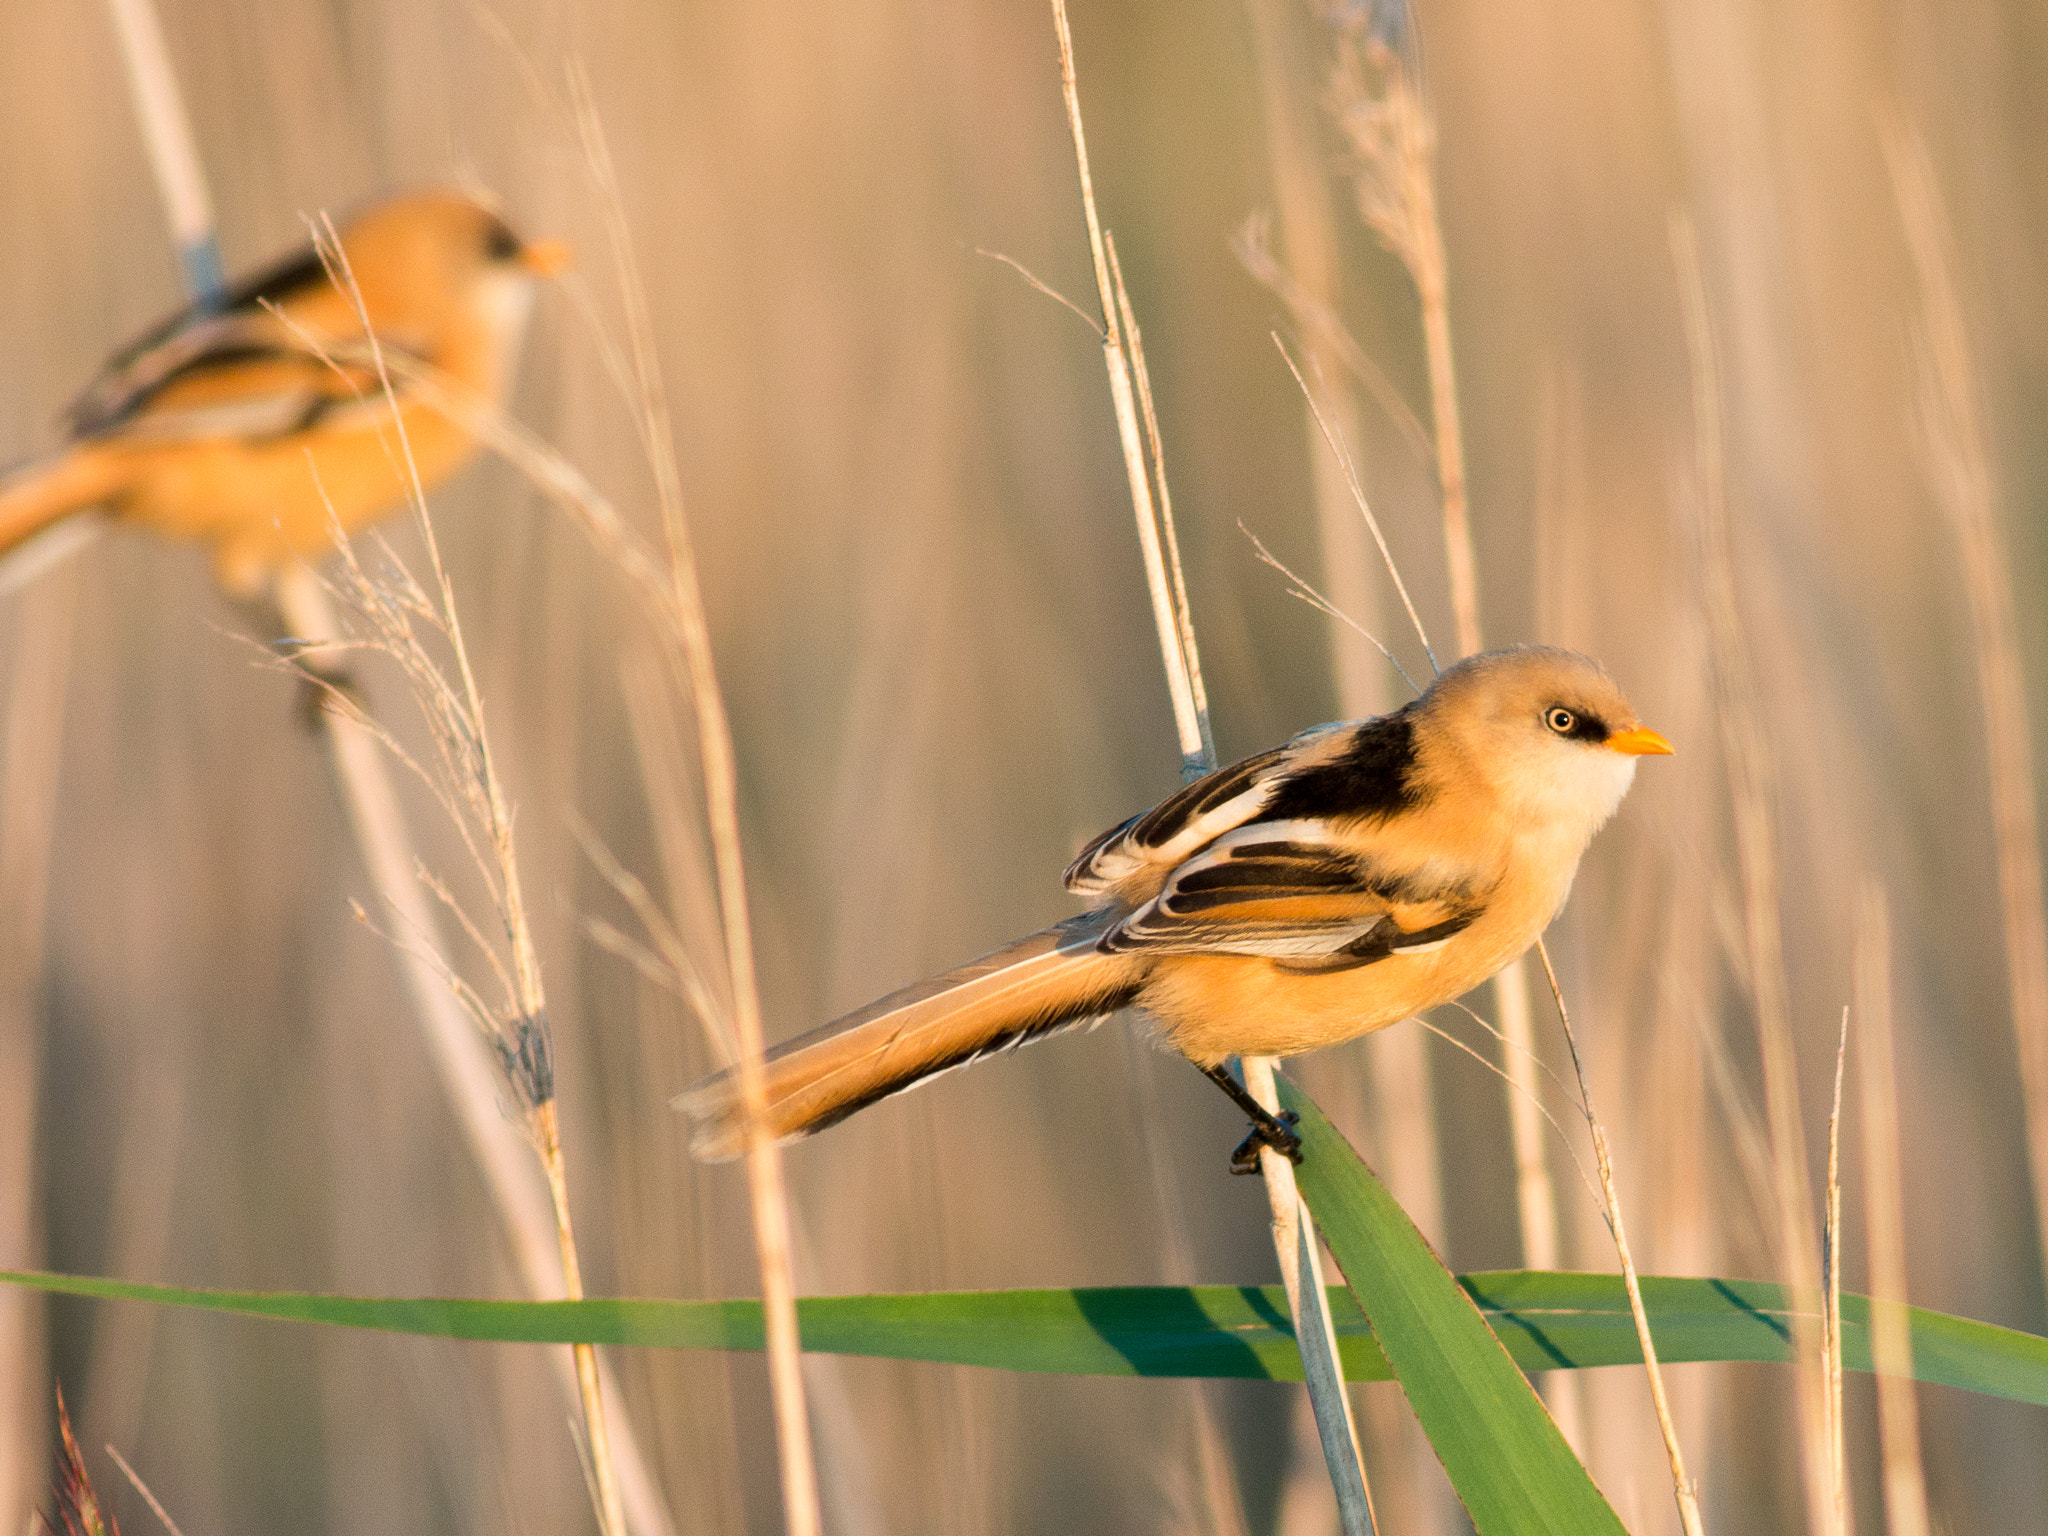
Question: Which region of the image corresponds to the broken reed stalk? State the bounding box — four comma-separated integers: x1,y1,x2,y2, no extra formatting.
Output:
1323,11,1575,1446
1823,1010,1849,1534
1050,4,1370,1528
0,571,75,1532
1853,885,1933,1536
1887,128,2048,1300
1534,944,1704,1536
1672,212,1831,1533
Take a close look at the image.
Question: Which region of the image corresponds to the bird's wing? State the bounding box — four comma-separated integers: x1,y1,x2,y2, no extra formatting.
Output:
1063,738,1313,896
63,244,417,444
1098,819,1483,968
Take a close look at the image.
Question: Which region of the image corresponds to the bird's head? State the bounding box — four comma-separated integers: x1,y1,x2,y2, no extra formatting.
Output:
1419,645,1672,837
330,191,570,340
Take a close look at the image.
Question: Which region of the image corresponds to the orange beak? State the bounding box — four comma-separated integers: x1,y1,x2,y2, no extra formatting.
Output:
519,238,573,279
1606,726,1675,756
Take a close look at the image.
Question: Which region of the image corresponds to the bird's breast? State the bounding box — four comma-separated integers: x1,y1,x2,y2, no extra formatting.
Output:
1136,840,1582,1066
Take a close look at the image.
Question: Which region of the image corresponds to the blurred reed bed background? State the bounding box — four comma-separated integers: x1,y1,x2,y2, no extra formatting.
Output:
2,0,2045,1531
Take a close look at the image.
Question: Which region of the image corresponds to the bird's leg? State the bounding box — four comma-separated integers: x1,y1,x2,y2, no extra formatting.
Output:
232,584,366,730
1199,1062,1303,1174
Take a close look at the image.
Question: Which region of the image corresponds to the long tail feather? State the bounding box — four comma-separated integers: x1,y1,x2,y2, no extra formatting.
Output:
0,447,124,559
678,909,1143,1161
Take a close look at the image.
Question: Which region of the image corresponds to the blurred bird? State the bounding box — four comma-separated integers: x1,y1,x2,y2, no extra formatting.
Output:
0,189,567,596
681,646,1672,1170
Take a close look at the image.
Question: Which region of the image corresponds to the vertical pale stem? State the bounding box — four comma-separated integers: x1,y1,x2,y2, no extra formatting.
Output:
1887,131,2048,1300
104,4,668,1527
102,0,224,300
1243,1058,1376,1536
1823,1013,1849,1535
1853,886,1932,1536
635,322,822,1536
1391,64,1573,1451
537,1102,627,1536
1399,101,1477,665
276,574,665,1536
1052,2,1369,1522
1536,945,1704,1536
1051,0,1208,778
0,574,75,1535
1673,214,1830,1532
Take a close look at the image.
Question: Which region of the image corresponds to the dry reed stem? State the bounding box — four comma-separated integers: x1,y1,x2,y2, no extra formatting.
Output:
1327,35,1478,657
1052,5,1370,1525
1823,1011,1849,1535
556,91,823,1534
1535,944,1704,1536
1852,885,1932,1536
1671,212,1834,1532
102,0,222,296
1886,128,2048,1298
1323,15,1578,1452
292,224,631,1536
0,571,75,1534
105,1442,187,1536
100,3,673,1524
1051,0,1211,778
1245,6,1458,1515
278,573,654,1536
364,309,820,1536
1231,215,1432,467
1234,12,1439,1499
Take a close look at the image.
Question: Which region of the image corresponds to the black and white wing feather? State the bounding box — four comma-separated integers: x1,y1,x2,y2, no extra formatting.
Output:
62,245,420,446
1097,822,1480,970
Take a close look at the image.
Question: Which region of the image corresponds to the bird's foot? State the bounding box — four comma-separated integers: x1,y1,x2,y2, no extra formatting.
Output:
1229,1110,1302,1175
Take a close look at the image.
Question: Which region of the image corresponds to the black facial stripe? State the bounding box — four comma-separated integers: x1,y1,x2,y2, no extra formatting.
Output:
485,217,523,261
1546,705,1609,742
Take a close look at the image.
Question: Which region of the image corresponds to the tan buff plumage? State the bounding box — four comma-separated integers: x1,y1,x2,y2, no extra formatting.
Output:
681,647,1672,1162
0,190,565,595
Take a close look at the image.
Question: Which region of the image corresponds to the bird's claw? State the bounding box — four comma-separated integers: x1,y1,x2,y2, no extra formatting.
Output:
1228,1110,1302,1175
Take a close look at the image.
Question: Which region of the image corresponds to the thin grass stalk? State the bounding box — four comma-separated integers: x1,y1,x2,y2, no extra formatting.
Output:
1672,211,1832,1533
1535,944,1704,1536
1324,16,1576,1451
297,216,636,1536
553,105,822,1536
1886,128,2048,1301
1051,6,1370,1526
648,470,820,1536
1239,7,1439,1523
99,4,670,1525
273,570,636,1536
0,571,75,1534
1823,1010,1849,1535
1852,885,1932,1536
1120,1032,1251,1536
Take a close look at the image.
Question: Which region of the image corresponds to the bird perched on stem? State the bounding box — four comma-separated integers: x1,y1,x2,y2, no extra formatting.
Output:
0,189,567,596
681,646,1672,1171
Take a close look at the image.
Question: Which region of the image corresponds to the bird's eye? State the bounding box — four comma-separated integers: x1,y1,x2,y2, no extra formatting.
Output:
1544,706,1576,735
484,219,522,262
